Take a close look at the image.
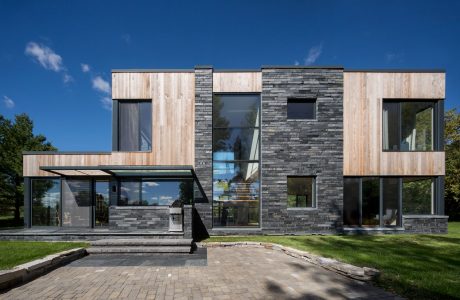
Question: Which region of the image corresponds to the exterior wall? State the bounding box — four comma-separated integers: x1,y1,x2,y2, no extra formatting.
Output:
403,215,448,233
261,68,344,233
343,71,445,176
109,207,169,231
193,67,214,230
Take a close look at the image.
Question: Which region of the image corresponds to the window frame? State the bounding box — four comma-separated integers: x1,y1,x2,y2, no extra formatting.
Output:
382,99,442,152
113,99,152,152
287,98,317,120
286,175,317,209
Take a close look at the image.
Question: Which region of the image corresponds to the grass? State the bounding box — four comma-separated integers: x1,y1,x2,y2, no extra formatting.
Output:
207,222,460,300
0,241,89,270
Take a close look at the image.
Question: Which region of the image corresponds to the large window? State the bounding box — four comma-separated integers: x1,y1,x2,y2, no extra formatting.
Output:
118,101,152,151
212,94,260,227
32,179,60,226
287,177,316,208
383,101,436,151
62,179,91,227
343,177,436,227
118,179,193,206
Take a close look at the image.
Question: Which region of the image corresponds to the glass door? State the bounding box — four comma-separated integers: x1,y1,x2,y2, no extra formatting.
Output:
95,180,110,226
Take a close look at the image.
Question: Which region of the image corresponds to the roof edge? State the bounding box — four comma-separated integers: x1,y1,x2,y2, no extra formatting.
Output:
345,69,445,73
23,151,112,155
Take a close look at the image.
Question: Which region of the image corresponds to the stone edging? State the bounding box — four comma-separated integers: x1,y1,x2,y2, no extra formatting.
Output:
0,248,87,291
198,242,380,282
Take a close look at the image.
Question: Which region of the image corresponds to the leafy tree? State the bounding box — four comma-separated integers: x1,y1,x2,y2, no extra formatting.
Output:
445,108,460,220
0,114,56,226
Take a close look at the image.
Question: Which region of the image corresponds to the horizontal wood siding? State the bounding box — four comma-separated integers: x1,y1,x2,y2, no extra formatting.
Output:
343,72,445,176
213,72,262,93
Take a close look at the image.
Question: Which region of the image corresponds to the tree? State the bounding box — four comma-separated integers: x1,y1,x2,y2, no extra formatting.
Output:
445,108,460,220
0,114,56,226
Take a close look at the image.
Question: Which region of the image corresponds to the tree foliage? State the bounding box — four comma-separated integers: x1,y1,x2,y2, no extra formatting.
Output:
0,114,56,226
445,108,460,220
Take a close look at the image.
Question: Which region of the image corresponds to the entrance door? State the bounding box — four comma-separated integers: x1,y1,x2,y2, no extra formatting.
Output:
95,180,109,226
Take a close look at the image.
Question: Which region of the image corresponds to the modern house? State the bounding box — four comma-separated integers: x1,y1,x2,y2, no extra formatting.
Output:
21,66,448,238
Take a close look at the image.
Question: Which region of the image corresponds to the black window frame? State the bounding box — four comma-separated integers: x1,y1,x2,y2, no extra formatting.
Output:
382,99,443,152
113,99,152,152
287,98,317,120
287,176,317,208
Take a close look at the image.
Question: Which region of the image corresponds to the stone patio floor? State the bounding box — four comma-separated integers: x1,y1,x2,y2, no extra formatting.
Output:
0,247,400,299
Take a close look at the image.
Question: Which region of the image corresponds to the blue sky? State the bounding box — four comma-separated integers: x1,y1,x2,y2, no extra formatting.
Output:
0,0,459,151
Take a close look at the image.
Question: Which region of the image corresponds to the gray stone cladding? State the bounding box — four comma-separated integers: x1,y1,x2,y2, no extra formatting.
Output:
403,215,448,233
109,207,169,231
261,67,344,234
194,66,213,231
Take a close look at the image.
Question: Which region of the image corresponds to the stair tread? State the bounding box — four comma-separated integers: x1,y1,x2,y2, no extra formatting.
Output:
87,246,191,254
90,238,193,246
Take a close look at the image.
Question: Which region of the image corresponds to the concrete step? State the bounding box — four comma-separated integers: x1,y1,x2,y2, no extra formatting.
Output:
90,238,193,247
87,246,192,254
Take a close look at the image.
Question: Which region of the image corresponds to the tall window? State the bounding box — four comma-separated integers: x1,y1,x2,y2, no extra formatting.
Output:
212,94,260,227
62,179,92,227
383,101,436,151
32,179,60,226
118,101,152,151
403,177,433,214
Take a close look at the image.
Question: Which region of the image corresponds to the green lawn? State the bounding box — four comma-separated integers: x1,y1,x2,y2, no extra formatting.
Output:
0,241,89,270
207,222,460,300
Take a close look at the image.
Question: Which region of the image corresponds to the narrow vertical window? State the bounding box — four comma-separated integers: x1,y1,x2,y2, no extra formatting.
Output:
287,177,316,208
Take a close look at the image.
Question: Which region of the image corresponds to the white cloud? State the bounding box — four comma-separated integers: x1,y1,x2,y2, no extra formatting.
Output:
25,42,63,72
3,96,15,108
100,96,112,111
92,76,111,94
81,63,90,73
304,43,323,66
385,52,404,63
294,60,300,66
25,41,72,83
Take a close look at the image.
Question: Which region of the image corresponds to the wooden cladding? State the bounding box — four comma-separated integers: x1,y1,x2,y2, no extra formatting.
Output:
343,72,445,176
213,72,262,93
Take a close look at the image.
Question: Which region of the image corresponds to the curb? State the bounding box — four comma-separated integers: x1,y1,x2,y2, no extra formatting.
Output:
198,242,380,282
0,248,87,291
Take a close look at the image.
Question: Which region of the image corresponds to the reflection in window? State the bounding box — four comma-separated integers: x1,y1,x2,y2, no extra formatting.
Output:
118,179,193,206
118,101,152,151
383,101,434,151
287,177,315,208
32,179,60,226
382,178,400,226
403,177,433,214
95,181,109,226
343,178,360,226
62,179,91,227
212,93,260,227
362,178,380,226
287,99,316,119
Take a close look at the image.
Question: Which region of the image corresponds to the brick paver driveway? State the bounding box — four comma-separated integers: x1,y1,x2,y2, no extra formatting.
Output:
1,247,399,299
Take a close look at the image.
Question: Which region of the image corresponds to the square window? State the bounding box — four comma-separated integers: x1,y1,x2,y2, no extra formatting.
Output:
287,99,316,119
287,176,315,208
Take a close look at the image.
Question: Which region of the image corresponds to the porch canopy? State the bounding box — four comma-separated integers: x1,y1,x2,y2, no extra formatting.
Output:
39,165,195,178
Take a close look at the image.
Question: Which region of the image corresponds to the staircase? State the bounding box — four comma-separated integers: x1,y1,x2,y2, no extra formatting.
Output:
87,238,194,254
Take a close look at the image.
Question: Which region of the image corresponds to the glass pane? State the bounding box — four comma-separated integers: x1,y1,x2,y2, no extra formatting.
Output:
213,162,259,226
213,128,259,161
119,102,139,151
32,179,60,226
287,177,314,208
382,178,400,226
139,102,152,151
62,179,91,227
362,178,380,226
95,181,109,226
287,99,316,119
343,178,360,226
213,94,260,127
383,102,400,150
142,180,193,206
119,180,141,205
403,177,433,214
401,102,433,151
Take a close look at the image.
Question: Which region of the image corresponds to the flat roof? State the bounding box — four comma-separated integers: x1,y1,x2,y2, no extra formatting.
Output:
40,165,194,177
